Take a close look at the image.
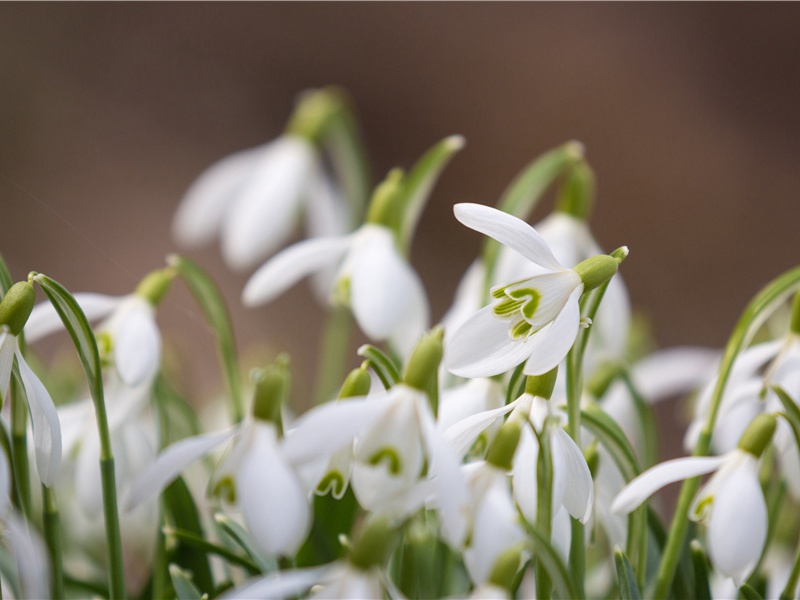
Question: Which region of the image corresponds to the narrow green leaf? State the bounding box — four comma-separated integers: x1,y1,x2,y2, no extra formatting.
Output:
215,513,275,573
164,527,260,574
521,520,579,600
296,487,359,568
168,255,244,424
398,135,465,252
740,583,765,600
0,253,13,295
615,548,642,600
357,344,400,388
621,370,659,469
772,385,800,454
689,540,712,600
505,363,527,406
168,565,207,600
579,406,640,481
0,544,22,599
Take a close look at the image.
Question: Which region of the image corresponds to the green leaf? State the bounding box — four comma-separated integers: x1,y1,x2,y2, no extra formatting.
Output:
163,477,214,593
154,375,203,446
296,487,359,568
0,253,13,296
579,406,640,481
0,544,22,599
772,385,800,454
398,135,465,252
740,583,765,600
164,527,260,574
505,363,527,406
615,548,642,600
214,513,275,573
357,344,400,388
168,565,207,600
689,540,712,600
521,520,579,600
168,255,244,423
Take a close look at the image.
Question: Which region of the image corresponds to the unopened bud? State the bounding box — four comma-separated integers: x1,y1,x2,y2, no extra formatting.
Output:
403,327,443,393
338,365,372,399
0,281,35,336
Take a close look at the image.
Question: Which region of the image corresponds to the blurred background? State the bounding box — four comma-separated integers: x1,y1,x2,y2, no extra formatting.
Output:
2,4,800,430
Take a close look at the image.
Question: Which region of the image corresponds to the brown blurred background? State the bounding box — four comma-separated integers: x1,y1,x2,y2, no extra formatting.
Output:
2,3,800,417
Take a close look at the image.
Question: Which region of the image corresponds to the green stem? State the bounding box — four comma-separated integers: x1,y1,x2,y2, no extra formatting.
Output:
42,485,65,600
152,510,169,600
314,307,353,405
653,266,800,599
10,370,31,519
164,528,260,574
781,534,800,600
535,422,553,600
101,457,125,599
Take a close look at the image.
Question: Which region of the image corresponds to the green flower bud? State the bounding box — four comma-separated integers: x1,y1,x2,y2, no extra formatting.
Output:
486,413,525,471
790,290,800,335
487,544,525,592
574,254,618,291
0,281,36,336
135,268,175,307
285,87,344,142
525,368,558,400
251,356,290,434
338,365,372,399
555,160,595,220
365,168,405,232
349,518,400,571
403,327,443,393
738,413,777,458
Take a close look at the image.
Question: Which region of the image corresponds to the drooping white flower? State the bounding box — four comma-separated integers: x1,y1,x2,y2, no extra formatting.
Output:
173,135,349,271
612,447,768,586
446,203,619,378
243,223,429,357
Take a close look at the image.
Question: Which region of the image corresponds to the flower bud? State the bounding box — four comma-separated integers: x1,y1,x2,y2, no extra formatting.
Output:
135,268,175,306
403,327,444,393
574,255,619,291
487,544,525,592
251,356,290,434
525,368,558,400
338,365,372,399
365,168,405,232
349,518,400,571
0,281,36,336
737,413,777,458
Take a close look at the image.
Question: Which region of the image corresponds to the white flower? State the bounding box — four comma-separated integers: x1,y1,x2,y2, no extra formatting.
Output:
26,292,161,387
612,449,766,586
0,329,61,487
243,224,429,357
173,135,348,271
445,203,586,378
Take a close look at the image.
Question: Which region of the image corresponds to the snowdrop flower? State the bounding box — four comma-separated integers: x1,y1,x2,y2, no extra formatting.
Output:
26,269,172,388
243,221,428,358
446,203,621,378
0,281,61,487
173,89,356,271
612,413,777,586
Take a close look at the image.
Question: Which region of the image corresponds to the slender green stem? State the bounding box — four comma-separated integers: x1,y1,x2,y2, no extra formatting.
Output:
535,421,553,600
10,371,31,519
653,266,800,599
780,534,800,600
164,528,260,574
314,307,353,405
152,509,169,600
100,457,125,599
42,485,65,600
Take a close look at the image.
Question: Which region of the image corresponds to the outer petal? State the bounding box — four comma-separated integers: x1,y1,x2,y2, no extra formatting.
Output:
349,225,429,351
5,510,51,600
612,455,725,515
242,236,351,306
553,428,594,523
124,427,239,510
221,136,317,270
238,423,311,556
173,144,266,247
17,352,61,487
630,347,720,402
707,456,766,586
443,399,519,459
445,305,539,378
438,378,504,432
522,287,582,376
219,565,332,600
114,305,161,387
25,293,121,343
453,203,562,271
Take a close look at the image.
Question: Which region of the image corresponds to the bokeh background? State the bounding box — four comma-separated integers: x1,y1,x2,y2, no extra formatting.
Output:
2,4,800,432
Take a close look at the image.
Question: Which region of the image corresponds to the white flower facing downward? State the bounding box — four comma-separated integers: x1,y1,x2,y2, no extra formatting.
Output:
612,413,776,588
243,224,429,357
446,203,619,378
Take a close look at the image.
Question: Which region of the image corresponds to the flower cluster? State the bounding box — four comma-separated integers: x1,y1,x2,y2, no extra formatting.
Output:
3,89,800,600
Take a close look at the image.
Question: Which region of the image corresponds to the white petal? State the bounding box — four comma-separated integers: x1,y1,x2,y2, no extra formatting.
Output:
612,455,725,515
74,430,103,516
511,427,538,524
0,332,15,401
219,565,332,600
281,395,392,466
17,352,61,487
453,203,562,271
24,293,121,343
114,306,161,387
553,429,594,523
707,456,766,586
443,399,519,459
441,260,486,350
0,441,9,516
500,270,581,331
438,378,504,432
522,287,583,376
445,305,538,378
221,136,317,270
173,144,266,248
242,235,351,306
124,427,238,510
238,423,311,556
6,510,51,600
349,226,429,346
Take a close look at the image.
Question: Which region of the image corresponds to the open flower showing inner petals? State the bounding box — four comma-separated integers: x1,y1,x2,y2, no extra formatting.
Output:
446,203,620,378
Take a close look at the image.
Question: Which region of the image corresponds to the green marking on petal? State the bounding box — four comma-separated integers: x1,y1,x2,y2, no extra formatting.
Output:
491,285,508,300
692,495,713,522
331,276,351,307
511,319,533,340
368,447,402,475
493,297,525,317
508,287,542,321
213,475,237,504
317,471,346,498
